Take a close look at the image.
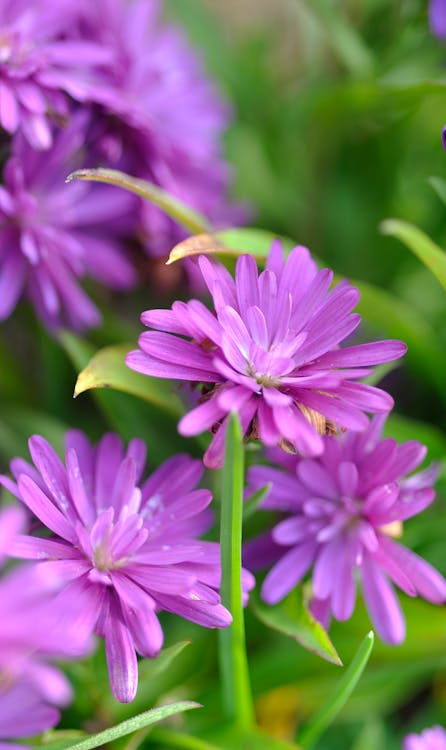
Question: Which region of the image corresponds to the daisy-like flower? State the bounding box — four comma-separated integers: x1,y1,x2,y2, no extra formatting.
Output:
403,725,446,749
0,0,110,149
127,242,406,469
2,431,245,702
0,113,136,329
245,415,446,644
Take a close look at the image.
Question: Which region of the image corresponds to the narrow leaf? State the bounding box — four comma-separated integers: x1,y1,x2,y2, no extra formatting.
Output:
72,342,183,418
429,175,446,206
66,168,210,235
243,483,272,523
251,588,341,666
298,631,374,749
167,228,295,265
380,218,446,291
52,702,200,750
218,413,255,729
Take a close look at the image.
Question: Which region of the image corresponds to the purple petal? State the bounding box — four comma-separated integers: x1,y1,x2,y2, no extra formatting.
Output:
261,541,317,604
361,555,405,644
17,475,76,543
178,398,226,436
103,606,138,703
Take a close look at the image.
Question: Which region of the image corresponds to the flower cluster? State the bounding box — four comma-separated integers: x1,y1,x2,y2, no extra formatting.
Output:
0,0,241,329
2,431,253,702
245,415,446,643
127,241,406,468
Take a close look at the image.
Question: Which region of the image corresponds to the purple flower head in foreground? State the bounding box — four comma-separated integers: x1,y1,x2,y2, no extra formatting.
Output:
0,113,136,329
429,0,446,40
403,725,446,750
2,432,249,702
246,415,446,644
0,0,111,149
127,242,406,469
0,511,92,749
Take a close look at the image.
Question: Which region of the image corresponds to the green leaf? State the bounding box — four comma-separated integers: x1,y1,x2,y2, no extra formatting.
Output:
298,631,375,749
429,175,446,206
380,218,446,291
71,342,183,418
59,332,190,462
66,168,210,235
218,413,255,729
167,228,295,266
47,702,200,750
243,482,272,523
251,588,341,666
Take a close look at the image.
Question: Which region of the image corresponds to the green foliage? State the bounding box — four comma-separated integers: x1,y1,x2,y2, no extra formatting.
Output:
250,588,341,667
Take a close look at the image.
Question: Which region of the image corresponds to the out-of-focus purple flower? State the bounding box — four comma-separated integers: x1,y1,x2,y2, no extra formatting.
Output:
0,113,136,329
245,415,446,644
0,558,92,745
0,0,111,149
3,431,251,702
69,0,246,256
0,506,24,563
127,242,406,469
429,0,446,39
403,725,446,749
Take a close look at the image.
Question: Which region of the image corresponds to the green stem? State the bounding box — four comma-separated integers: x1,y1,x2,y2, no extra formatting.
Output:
218,413,255,729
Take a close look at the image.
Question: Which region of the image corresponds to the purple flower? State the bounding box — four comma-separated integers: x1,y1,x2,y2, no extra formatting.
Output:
0,0,110,149
403,726,446,749
429,0,446,39
0,559,92,745
127,242,406,469
69,0,246,256
245,415,446,644
0,113,136,329
2,431,247,702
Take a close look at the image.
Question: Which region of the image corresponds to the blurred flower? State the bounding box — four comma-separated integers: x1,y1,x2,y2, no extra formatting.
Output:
245,415,446,644
2,431,250,702
429,0,446,39
0,506,24,563
403,725,446,749
0,518,92,745
0,113,136,329
69,0,246,256
127,242,406,468
0,0,110,149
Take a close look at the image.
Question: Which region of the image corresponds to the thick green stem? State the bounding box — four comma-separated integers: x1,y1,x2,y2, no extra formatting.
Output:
218,413,255,729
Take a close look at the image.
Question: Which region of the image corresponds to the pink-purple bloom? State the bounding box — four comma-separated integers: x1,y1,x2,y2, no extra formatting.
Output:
0,114,136,329
245,415,446,644
403,725,446,749
0,0,110,150
2,431,248,702
127,242,406,468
